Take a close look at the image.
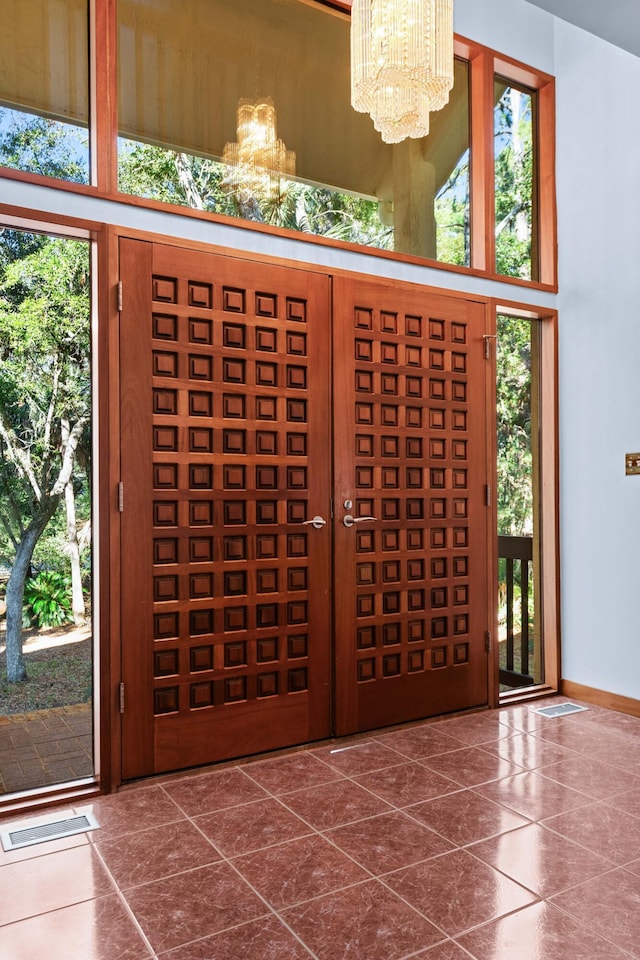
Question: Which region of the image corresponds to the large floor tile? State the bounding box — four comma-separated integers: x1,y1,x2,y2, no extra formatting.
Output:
326,810,454,875
417,943,477,959
195,796,312,856
469,822,613,897
96,818,221,888
550,867,640,957
384,848,537,936
279,777,393,830
122,861,268,954
160,767,268,817
532,720,632,757
354,760,459,806
282,879,445,960
537,755,640,800
476,770,591,821
75,784,185,840
543,798,640,864
0,895,152,960
232,833,369,909
457,900,630,959
158,915,312,960
609,787,640,819
436,714,514,746
496,704,547,734
376,726,465,761
407,788,529,845
483,733,576,771
242,751,344,795
312,739,405,776
424,746,524,787
0,844,114,924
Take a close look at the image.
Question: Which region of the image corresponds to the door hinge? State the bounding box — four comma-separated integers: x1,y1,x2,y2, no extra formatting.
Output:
118,481,124,512
483,334,496,359
119,681,125,714
117,280,123,312
485,631,491,653
485,484,491,507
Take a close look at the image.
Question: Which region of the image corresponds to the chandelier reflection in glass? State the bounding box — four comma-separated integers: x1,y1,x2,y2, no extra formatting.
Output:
351,0,454,144
222,97,296,202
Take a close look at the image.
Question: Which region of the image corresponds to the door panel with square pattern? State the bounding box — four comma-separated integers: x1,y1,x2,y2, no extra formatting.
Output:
120,239,332,778
332,275,489,734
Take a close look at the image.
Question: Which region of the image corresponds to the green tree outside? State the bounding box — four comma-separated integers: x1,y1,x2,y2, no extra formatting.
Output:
0,230,90,682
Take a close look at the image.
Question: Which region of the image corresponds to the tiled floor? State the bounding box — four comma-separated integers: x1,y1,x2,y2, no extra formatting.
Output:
2,697,640,959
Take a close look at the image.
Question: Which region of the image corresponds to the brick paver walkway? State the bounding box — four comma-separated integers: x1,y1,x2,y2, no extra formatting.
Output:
0,703,93,793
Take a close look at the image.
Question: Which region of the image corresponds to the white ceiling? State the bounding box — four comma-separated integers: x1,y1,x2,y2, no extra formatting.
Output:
524,0,640,58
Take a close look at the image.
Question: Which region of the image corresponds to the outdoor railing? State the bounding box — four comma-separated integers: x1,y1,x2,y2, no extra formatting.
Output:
498,534,535,688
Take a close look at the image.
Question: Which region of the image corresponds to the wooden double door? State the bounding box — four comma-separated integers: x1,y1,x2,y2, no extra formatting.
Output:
119,239,490,779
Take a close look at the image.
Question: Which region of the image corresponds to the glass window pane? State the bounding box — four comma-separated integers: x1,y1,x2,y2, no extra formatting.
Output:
494,80,536,280
497,315,542,689
0,0,90,183
117,0,469,264
0,229,93,795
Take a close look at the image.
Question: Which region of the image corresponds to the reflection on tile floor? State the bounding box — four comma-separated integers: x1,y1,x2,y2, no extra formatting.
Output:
2,696,640,959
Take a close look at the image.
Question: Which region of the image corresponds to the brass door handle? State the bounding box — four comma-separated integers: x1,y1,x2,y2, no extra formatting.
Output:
301,516,327,529
343,515,378,528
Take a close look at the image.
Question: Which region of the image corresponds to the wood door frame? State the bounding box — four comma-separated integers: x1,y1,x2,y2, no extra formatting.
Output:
103,227,559,789
0,210,559,814
490,297,560,706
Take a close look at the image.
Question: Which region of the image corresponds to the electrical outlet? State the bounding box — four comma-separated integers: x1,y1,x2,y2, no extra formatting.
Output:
625,453,640,475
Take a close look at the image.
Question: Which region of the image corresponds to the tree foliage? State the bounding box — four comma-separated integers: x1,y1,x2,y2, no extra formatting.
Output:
434,152,471,267
494,88,533,280
497,316,533,537
0,107,88,183
118,139,392,248
0,229,90,681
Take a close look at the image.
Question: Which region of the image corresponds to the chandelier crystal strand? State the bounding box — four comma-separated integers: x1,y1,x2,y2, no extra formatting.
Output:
222,97,296,200
351,0,454,144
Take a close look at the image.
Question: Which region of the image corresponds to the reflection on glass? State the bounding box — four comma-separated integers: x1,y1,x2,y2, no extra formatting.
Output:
117,0,469,264
494,81,535,280
497,315,542,689
0,0,90,183
0,231,93,795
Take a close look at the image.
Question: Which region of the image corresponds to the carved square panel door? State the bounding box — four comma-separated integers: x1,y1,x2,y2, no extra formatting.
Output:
119,240,489,779
332,276,489,735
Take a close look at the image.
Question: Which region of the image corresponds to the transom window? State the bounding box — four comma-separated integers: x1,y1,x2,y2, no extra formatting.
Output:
0,0,555,287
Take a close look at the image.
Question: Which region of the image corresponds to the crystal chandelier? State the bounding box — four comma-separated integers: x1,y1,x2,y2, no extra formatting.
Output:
222,97,296,201
351,0,454,144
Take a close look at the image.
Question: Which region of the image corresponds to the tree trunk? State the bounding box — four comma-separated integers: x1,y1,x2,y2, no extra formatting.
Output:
4,517,50,682
65,477,85,625
175,153,205,210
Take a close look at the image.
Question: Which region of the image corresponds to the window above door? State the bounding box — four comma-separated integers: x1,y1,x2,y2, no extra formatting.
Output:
0,0,556,290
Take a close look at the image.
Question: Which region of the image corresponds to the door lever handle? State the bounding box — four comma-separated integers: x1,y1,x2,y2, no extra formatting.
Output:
343,515,378,528
301,515,327,529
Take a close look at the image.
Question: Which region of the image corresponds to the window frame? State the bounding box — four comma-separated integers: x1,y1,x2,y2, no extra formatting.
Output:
488,297,560,706
0,0,556,292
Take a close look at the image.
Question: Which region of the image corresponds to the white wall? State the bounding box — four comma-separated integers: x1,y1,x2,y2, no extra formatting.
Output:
459,1,640,701
553,22,640,699
455,0,554,74
456,1,640,701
